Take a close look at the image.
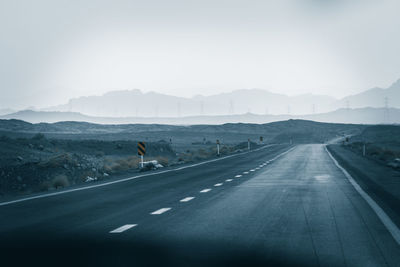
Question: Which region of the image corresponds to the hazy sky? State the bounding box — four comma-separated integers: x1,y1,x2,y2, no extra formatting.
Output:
1,0,399,109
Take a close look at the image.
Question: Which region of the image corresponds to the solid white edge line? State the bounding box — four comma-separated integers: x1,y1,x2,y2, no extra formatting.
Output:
151,207,171,215
0,144,281,207
325,146,400,245
180,197,195,202
110,224,137,233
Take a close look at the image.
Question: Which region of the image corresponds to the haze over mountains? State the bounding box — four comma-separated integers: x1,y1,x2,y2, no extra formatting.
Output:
42,78,400,118
1,78,399,125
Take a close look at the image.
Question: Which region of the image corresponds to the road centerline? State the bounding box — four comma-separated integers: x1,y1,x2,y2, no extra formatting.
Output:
109,224,137,233
200,189,212,193
151,208,171,215
180,197,195,202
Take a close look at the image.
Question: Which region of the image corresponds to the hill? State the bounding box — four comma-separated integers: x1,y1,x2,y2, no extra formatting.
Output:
1,107,399,125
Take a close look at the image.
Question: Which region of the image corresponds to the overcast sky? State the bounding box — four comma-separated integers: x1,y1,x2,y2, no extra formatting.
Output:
1,0,399,109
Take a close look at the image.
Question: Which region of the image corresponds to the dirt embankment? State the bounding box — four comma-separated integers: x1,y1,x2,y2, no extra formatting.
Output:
0,134,260,198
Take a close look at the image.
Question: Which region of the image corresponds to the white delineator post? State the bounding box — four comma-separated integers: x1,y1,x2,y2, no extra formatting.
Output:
248,139,250,150
363,143,366,157
217,144,220,155
141,155,144,168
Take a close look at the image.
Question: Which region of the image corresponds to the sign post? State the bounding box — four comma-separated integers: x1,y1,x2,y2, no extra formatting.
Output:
363,143,366,157
216,139,220,156
137,141,146,168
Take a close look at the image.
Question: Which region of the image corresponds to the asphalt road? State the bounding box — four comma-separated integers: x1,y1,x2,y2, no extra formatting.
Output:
1,144,400,267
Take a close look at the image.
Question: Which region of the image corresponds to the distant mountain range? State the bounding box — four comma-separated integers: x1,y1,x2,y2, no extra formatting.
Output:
40,78,400,118
1,107,399,125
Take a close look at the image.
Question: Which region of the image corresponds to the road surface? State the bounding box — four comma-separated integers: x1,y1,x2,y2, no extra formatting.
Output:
1,144,399,266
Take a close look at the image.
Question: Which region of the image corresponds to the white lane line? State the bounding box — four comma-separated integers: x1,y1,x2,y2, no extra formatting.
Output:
200,188,212,193
250,169,255,172
180,197,195,202
110,224,137,233
325,146,400,245
226,179,233,182
243,172,249,174
255,167,260,170
214,183,223,187
0,144,281,207
151,207,171,215
235,175,242,178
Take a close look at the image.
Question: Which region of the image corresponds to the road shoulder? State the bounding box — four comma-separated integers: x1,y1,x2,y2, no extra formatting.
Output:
327,144,400,233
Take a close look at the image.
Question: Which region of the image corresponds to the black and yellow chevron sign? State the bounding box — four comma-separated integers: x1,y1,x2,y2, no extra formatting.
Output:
137,142,146,156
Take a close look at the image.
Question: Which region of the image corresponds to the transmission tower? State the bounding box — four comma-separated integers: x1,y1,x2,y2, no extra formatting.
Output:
200,101,204,115
177,102,181,117
155,106,159,117
229,100,234,115
384,97,389,123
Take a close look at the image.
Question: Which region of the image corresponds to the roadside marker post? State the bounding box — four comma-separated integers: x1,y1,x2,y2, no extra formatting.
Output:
248,139,250,150
216,139,220,156
138,142,146,168
260,136,263,144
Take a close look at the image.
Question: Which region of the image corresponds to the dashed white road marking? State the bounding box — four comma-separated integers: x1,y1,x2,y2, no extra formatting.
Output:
180,197,195,202
110,224,137,233
235,175,242,178
243,172,249,174
151,208,171,215
255,167,260,170
214,183,223,187
0,144,282,207
226,179,233,182
250,169,255,172
200,188,212,193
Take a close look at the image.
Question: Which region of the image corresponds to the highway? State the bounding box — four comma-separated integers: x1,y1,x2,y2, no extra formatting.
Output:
1,144,400,266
